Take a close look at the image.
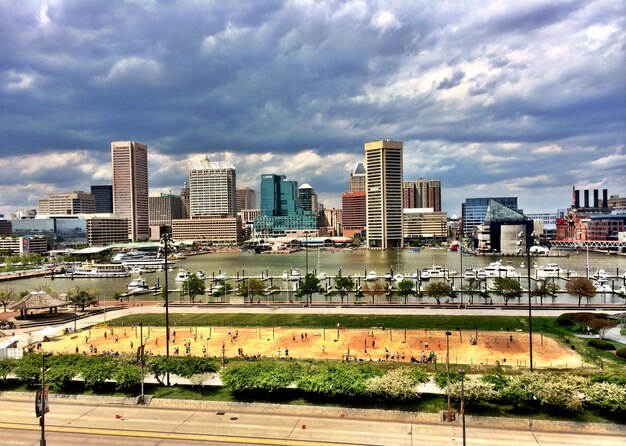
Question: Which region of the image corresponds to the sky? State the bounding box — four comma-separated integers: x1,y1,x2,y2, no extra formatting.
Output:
1,0,624,218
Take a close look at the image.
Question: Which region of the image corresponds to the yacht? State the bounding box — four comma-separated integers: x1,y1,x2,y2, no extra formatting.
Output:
316,272,328,280
125,278,150,295
175,269,190,282
383,272,393,280
282,268,301,281
215,272,229,281
366,271,378,281
595,281,612,292
195,271,206,280
536,263,577,278
129,266,146,275
420,266,448,280
463,268,477,280
483,261,519,278
55,262,129,278
593,268,608,280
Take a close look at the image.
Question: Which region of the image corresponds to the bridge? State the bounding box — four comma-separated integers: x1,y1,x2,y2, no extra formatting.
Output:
548,240,626,253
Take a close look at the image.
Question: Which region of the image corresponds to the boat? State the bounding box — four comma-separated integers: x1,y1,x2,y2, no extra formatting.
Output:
282,269,301,281
215,272,229,281
195,271,206,280
121,257,174,268
383,272,393,280
129,266,146,275
463,268,477,280
483,261,519,278
51,262,130,278
593,268,608,280
393,274,404,282
420,266,448,280
365,271,378,281
536,263,577,278
175,269,190,282
618,286,626,295
594,281,612,292
316,272,328,280
125,278,150,295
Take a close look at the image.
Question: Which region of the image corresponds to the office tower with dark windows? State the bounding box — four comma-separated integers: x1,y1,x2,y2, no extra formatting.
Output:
349,162,366,192
180,182,190,219
236,187,257,211
365,139,403,248
90,185,113,213
111,141,149,241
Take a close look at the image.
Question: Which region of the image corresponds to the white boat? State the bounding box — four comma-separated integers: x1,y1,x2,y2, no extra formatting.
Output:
483,261,519,278
617,285,626,295
175,269,190,282
593,268,608,280
393,274,404,282
463,268,477,280
595,282,612,292
383,272,393,280
195,271,206,280
129,266,146,275
366,271,378,281
125,278,150,295
215,272,228,281
56,262,129,278
122,257,174,267
289,268,301,281
316,272,328,280
536,263,577,278
420,266,448,279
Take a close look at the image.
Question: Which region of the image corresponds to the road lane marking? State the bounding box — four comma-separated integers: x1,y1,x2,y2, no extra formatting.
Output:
0,422,356,446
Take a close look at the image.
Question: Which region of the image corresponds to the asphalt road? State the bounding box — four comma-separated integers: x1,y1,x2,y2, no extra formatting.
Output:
0,400,623,446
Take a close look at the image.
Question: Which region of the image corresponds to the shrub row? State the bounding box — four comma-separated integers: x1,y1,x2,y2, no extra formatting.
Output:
587,339,616,351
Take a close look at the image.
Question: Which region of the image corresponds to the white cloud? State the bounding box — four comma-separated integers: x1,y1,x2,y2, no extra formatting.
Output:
533,144,563,155
98,57,162,84
4,71,35,91
369,10,401,33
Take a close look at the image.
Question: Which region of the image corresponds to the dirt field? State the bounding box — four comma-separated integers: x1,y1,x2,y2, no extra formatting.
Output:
43,325,583,369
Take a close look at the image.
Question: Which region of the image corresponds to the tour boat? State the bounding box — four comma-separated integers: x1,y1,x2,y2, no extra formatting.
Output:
58,262,130,278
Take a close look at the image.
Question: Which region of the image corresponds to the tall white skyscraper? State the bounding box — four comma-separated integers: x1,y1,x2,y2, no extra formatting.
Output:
188,158,237,217
111,141,149,241
365,139,403,249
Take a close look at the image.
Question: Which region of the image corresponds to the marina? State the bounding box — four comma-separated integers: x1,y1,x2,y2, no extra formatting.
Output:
1,248,625,306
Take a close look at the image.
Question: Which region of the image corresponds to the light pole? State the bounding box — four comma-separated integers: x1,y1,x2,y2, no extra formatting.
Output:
160,231,172,386
459,230,463,307
445,330,452,422
460,369,466,446
39,352,52,446
520,229,535,372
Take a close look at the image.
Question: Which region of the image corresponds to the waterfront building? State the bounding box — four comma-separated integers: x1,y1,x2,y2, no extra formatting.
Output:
474,200,534,254
111,141,149,241
403,208,448,243
349,162,366,193
341,191,366,238
238,208,260,240
462,197,519,236
0,220,11,235
148,193,183,227
90,185,113,213
320,208,342,237
608,195,626,211
0,236,47,255
85,214,129,246
236,187,257,212
365,139,403,249
172,217,242,245
189,159,237,217
38,191,96,216
256,174,317,237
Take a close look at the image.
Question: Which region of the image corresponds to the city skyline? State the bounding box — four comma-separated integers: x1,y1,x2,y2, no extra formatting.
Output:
0,1,624,216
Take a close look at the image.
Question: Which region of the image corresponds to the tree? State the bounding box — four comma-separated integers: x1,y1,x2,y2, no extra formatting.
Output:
566,277,597,306
366,367,428,401
0,288,15,312
66,286,100,310
396,279,417,304
492,277,522,305
531,280,559,305
182,274,206,303
296,273,323,305
362,281,385,304
238,278,266,303
463,278,481,304
332,273,354,304
423,281,453,305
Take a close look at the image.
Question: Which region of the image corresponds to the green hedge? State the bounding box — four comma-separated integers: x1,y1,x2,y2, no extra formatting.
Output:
617,347,626,360
587,339,616,351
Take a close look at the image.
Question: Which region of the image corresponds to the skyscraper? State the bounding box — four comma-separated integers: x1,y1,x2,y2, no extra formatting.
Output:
365,139,403,248
298,183,315,213
349,162,366,192
188,159,236,217
236,187,257,211
180,182,190,219
403,181,417,208
427,180,442,212
111,141,149,241
90,185,113,213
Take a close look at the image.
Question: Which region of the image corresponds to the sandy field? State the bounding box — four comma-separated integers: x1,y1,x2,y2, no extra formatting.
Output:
42,324,583,369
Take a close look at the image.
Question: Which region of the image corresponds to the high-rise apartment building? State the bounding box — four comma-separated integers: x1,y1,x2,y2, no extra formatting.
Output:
111,141,149,241
180,182,190,219
188,159,236,217
38,191,96,215
90,185,113,213
365,139,403,248
427,180,441,212
349,162,366,192
236,187,257,211
403,181,417,208
403,178,441,211
341,191,366,238
298,184,316,213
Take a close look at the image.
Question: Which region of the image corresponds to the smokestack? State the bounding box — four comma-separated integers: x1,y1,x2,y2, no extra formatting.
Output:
593,189,599,208
603,189,608,208
574,189,580,208
584,190,589,208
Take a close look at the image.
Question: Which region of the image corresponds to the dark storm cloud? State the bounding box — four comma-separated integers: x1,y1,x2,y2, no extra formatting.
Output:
0,0,624,215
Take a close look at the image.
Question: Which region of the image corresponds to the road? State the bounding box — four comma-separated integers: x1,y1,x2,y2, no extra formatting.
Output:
0,400,623,446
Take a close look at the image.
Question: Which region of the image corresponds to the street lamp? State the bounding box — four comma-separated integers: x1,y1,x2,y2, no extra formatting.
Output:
38,352,52,446
460,369,466,446
459,230,464,307
519,229,535,372
445,330,452,422
160,231,172,386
